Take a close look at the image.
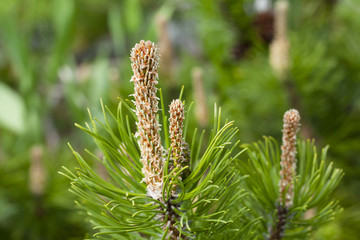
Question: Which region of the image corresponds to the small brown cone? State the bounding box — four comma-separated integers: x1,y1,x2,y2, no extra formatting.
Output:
279,109,300,208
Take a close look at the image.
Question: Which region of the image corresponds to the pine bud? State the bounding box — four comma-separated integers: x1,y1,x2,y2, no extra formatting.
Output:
169,99,190,179
274,0,288,39
131,40,165,200
279,109,300,208
270,0,289,79
156,14,175,87
191,67,209,128
29,145,46,196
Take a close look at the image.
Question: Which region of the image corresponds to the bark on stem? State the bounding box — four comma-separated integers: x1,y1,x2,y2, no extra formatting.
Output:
269,206,288,240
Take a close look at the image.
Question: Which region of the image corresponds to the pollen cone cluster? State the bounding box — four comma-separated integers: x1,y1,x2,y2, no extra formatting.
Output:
130,40,165,200
279,109,300,208
169,99,190,179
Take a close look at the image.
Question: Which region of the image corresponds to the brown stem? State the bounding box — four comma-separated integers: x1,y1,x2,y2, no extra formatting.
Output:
163,199,181,240
269,206,288,240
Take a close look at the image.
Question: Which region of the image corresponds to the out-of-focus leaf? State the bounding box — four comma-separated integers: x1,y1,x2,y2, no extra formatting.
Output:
108,5,126,55
0,82,26,133
89,59,110,105
47,0,75,83
124,0,142,34
52,0,75,36
0,16,33,94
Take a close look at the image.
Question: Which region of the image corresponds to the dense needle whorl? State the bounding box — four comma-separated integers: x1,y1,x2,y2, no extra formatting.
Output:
131,40,165,200
279,109,300,208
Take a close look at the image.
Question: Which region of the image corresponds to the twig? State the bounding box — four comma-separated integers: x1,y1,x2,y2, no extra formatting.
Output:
269,206,288,240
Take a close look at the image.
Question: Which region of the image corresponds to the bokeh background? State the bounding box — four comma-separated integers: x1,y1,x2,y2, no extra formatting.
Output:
0,0,359,239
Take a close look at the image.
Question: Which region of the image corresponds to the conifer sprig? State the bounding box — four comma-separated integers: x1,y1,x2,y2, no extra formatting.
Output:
61,40,343,239
239,109,343,239
61,41,250,239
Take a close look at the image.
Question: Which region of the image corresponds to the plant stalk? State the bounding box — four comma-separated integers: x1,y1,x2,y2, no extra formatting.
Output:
269,206,288,240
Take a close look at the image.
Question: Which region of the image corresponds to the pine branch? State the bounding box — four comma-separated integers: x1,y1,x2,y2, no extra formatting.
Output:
239,108,343,238
62,40,251,239
61,40,343,239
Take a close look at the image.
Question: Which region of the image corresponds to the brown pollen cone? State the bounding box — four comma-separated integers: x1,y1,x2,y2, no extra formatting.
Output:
279,109,300,208
169,99,190,180
131,40,165,200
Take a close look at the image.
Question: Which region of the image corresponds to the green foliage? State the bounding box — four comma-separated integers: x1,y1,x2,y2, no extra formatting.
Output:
0,0,76,146
239,137,343,239
0,0,356,238
184,1,360,236
0,1,173,239
0,83,25,133
0,149,86,240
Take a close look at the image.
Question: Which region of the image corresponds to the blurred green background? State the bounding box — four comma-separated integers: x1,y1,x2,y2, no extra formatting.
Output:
0,0,359,239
